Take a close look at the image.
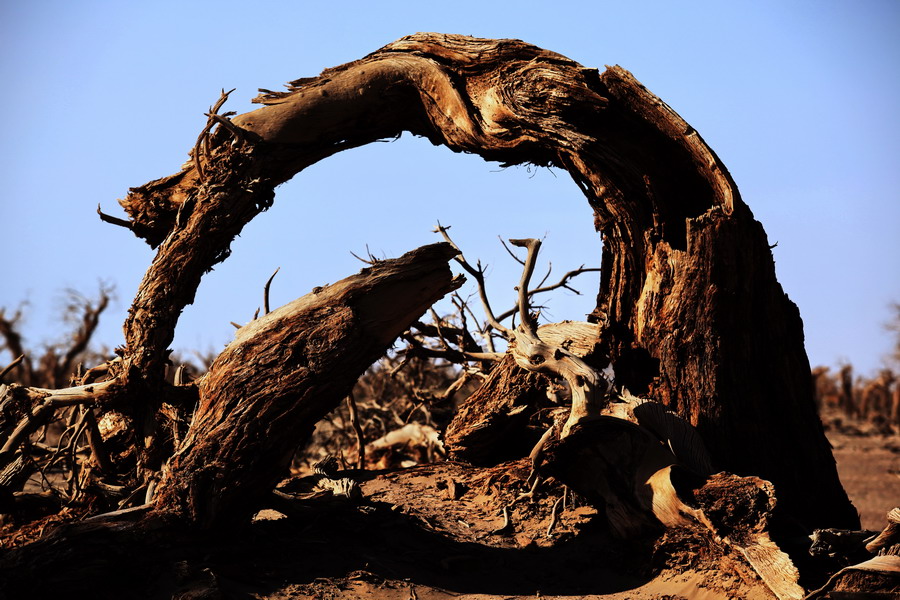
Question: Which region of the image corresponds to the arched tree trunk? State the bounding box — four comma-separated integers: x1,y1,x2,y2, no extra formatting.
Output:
87,33,852,529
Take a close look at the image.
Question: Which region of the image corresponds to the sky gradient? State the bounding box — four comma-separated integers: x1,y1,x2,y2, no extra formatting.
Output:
1,1,898,376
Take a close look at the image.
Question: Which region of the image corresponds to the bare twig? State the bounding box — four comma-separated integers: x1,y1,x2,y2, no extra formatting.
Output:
346,392,366,470
350,244,381,265
435,370,473,402
508,238,542,337
0,354,24,383
529,266,601,297
349,250,375,265
96,205,134,231
65,407,91,498
515,472,542,503
263,267,280,315
388,355,412,377
488,267,602,327
434,223,508,334
192,88,236,182
454,292,497,353
493,505,512,533
399,341,503,365
546,494,565,537
427,309,452,351
83,408,112,473
498,236,526,266
535,262,553,291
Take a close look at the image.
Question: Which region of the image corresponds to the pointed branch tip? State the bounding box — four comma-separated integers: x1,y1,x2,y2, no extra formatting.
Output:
96,205,133,230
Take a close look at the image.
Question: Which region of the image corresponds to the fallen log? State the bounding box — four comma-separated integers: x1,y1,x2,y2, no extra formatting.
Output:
150,243,463,527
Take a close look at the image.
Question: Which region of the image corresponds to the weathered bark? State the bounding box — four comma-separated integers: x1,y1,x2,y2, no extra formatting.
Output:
152,243,462,526
103,33,850,528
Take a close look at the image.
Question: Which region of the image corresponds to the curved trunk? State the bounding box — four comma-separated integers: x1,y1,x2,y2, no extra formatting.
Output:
113,33,854,529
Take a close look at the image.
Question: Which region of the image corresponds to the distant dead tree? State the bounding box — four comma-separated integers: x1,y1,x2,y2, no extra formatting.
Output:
0,285,113,389
839,363,857,418
859,370,894,421
0,32,870,599
887,302,900,366
812,366,838,410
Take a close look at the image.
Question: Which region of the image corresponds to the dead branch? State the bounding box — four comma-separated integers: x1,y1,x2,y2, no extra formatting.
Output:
0,310,32,386
398,336,504,365
508,238,542,337
96,204,133,231
434,224,508,334
0,355,24,383
192,88,235,182
54,287,111,387
0,379,120,461
446,235,611,439
546,494,565,537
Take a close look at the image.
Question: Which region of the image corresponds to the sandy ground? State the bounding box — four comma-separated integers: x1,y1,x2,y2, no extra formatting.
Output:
5,421,896,599
239,427,899,600
196,460,780,600
826,426,900,530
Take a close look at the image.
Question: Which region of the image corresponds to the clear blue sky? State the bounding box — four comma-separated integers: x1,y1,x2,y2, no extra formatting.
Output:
1,1,898,376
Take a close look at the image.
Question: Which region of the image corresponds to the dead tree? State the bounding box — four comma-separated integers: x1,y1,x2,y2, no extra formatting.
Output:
1,33,855,536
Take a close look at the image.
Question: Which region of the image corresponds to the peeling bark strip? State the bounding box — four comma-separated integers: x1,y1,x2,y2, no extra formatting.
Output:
152,243,463,526
114,33,853,528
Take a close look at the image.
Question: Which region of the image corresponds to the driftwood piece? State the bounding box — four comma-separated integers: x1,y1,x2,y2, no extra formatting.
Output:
544,416,681,538
866,507,900,554
806,555,900,598
804,507,900,595
602,391,714,477
151,243,462,526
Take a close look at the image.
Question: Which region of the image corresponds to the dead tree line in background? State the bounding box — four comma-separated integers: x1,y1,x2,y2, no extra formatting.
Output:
3,32,892,599
813,364,900,430
812,301,900,429
0,286,112,389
